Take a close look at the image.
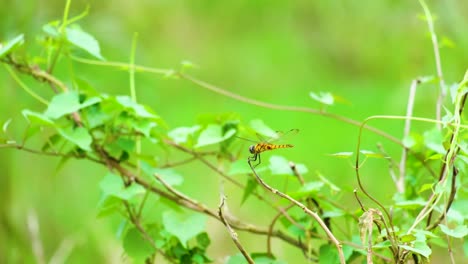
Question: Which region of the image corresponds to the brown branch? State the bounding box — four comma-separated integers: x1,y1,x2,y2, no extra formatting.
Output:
124,202,175,263
218,195,255,264
398,79,421,193
178,73,402,146
266,203,303,255
248,159,345,264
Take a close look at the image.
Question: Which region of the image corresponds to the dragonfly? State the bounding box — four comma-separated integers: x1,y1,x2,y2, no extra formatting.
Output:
240,129,299,168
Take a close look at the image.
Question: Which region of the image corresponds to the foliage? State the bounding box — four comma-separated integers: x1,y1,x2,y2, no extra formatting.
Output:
1,0,467,263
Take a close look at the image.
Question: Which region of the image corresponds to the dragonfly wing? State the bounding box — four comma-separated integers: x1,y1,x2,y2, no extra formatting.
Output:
266,129,299,143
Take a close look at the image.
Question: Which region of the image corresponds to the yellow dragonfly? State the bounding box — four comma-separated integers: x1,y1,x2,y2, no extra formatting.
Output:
240,129,299,168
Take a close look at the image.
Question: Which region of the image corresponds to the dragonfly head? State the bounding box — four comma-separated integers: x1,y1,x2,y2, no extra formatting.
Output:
248,145,256,154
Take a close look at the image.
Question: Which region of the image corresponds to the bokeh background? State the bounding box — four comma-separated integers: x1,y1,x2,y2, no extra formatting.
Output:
1,0,467,263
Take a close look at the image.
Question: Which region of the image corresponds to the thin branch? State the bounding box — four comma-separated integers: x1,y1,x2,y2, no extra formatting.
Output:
418,0,446,127
267,203,302,255
124,202,176,264
248,159,345,264
398,79,421,193
179,73,402,146
289,161,305,185
27,210,45,264
218,195,255,264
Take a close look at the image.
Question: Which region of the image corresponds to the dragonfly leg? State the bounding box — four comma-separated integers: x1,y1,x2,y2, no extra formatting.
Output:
248,153,261,168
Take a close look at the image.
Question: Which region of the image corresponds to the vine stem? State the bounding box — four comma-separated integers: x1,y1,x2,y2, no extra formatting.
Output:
418,0,446,128
398,79,421,192
248,159,345,264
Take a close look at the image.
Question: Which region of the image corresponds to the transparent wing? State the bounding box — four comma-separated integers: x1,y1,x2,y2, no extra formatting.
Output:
237,129,299,144
261,129,299,143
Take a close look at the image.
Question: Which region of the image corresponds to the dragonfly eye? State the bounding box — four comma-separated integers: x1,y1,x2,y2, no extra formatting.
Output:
248,145,256,154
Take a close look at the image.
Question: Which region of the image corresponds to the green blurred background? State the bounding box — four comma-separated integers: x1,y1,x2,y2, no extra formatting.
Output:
1,0,467,263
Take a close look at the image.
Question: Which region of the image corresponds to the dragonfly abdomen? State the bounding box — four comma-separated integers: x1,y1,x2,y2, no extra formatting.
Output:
254,143,293,154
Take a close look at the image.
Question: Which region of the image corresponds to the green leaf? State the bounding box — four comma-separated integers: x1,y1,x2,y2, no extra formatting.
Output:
134,119,157,137
44,91,101,119
328,152,353,158
317,172,341,192
241,178,258,205
288,181,324,199
394,198,426,209
57,126,92,151
417,183,433,194
0,34,24,58
115,96,158,119
22,109,55,126
402,135,416,148
162,211,206,247
400,241,432,258
251,253,285,264
360,150,388,159
269,155,308,175
42,21,60,37
322,210,345,218
423,127,445,154
439,224,468,238
310,91,334,105
318,244,339,264
123,228,155,262
141,162,184,186
194,124,235,148
226,254,248,264
96,195,121,218
249,119,277,138
399,234,417,243
99,173,145,201
229,159,268,175
372,240,392,249
168,125,201,144
196,232,211,250
66,25,104,60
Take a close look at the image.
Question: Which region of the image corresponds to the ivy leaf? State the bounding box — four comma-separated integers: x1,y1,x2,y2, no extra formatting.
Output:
22,109,55,126
241,178,258,205
123,228,155,262
402,135,416,148
0,34,24,58
400,241,432,258
115,96,159,119
318,244,339,264
439,224,468,238
96,195,121,218
249,119,277,138
423,127,445,154
162,211,206,247
226,254,248,264
394,198,426,209
141,162,184,186
399,234,417,243
228,159,268,175
360,150,388,159
99,173,145,201
196,232,210,250
168,125,201,144
288,181,324,199
134,119,157,137
194,124,236,148
66,25,104,60
44,91,101,119
310,91,334,105
57,126,92,151
328,152,353,158
269,155,308,175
